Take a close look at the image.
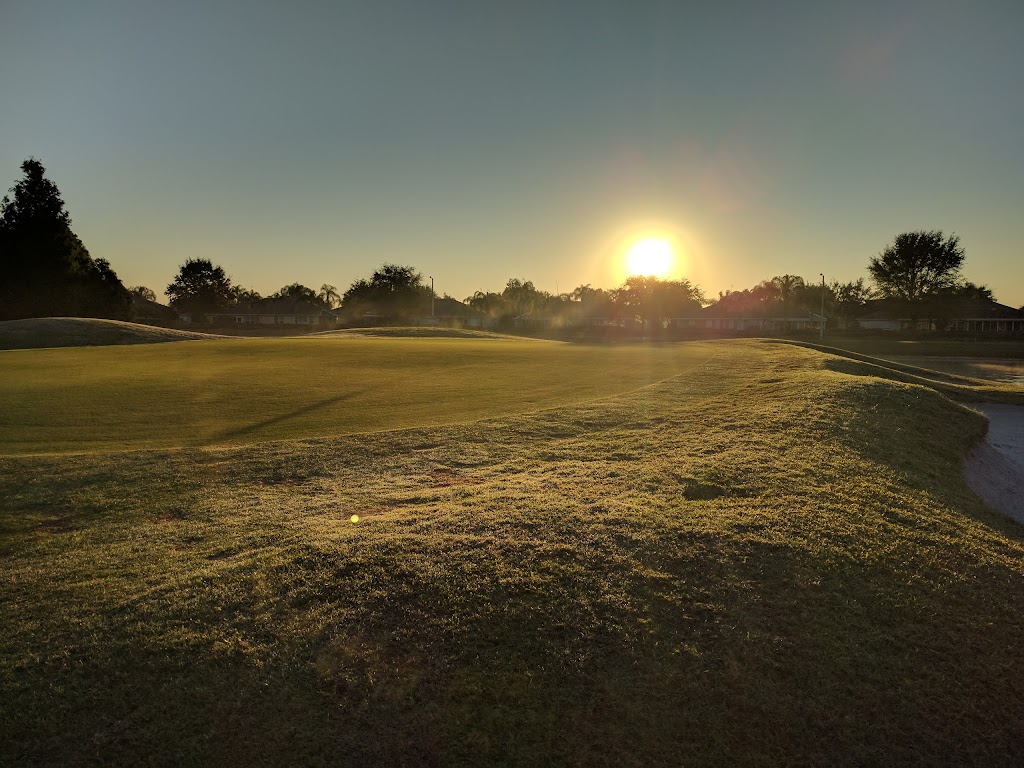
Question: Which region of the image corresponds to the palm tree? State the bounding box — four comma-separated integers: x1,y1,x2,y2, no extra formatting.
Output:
319,284,341,309
771,274,805,332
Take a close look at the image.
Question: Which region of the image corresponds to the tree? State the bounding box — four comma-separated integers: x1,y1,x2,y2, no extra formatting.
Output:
166,258,234,320
341,264,430,321
502,278,547,317
318,284,340,309
613,276,703,331
130,286,157,302
922,280,996,327
230,285,262,304
769,274,805,330
712,288,759,316
571,284,613,309
828,278,875,321
465,290,508,317
272,282,327,307
0,158,131,320
868,231,965,303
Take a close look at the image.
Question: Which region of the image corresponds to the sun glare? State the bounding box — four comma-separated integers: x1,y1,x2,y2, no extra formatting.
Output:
626,238,674,278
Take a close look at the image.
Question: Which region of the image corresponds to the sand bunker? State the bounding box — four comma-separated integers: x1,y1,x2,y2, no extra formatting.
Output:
964,404,1024,525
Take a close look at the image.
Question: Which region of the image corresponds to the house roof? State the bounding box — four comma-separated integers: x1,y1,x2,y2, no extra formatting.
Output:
957,301,1024,319
429,297,483,318
858,298,1024,321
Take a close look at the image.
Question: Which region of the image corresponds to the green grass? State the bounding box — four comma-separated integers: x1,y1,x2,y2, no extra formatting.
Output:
2,339,1024,766
0,317,224,349
313,326,515,339
0,337,717,454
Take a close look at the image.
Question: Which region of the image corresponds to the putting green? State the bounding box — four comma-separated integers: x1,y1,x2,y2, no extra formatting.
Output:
0,337,718,454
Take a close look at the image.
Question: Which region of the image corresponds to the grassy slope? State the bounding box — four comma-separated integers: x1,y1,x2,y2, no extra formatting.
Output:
0,337,716,454
2,340,1023,766
312,326,516,339
0,317,224,349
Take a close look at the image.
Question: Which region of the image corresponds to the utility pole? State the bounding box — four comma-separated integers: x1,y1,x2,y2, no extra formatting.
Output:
430,275,435,318
820,273,825,340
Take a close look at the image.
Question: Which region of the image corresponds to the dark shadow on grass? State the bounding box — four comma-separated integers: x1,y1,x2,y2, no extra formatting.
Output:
204,389,373,445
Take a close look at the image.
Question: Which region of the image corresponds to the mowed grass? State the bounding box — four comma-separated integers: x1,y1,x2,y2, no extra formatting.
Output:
0,317,224,349
0,337,717,454
2,340,1024,766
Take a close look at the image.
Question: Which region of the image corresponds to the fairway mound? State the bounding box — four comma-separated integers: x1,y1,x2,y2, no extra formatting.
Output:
311,326,518,340
0,317,225,349
4,341,1024,765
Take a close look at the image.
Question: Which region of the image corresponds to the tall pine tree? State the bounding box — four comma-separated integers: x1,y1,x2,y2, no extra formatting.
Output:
0,158,132,320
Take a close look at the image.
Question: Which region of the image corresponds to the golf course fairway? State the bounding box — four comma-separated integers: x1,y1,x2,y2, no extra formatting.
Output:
2,336,1023,766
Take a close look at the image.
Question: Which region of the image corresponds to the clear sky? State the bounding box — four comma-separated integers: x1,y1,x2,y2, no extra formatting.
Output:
2,0,1022,306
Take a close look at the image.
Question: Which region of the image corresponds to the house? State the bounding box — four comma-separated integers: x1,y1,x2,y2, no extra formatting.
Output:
213,297,340,328
668,305,825,334
945,301,1024,334
855,300,929,331
854,299,1024,333
414,297,496,329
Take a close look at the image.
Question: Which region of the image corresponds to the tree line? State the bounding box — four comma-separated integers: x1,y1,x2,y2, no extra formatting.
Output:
1,158,1009,328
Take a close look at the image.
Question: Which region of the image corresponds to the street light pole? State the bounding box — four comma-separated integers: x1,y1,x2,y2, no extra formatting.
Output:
819,273,825,340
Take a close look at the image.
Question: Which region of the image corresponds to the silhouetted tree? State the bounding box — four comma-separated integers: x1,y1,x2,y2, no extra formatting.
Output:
318,284,340,308
0,158,132,320
129,286,157,302
828,278,875,322
272,283,327,307
614,276,704,331
166,259,234,320
569,284,614,311
341,264,430,322
465,290,507,317
230,286,262,304
570,284,598,303
502,278,547,316
712,288,756,316
769,275,805,329
869,231,965,303
921,280,997,328
711,282,782,317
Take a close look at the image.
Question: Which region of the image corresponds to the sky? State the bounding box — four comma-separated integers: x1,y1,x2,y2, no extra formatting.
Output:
2,0,1022,306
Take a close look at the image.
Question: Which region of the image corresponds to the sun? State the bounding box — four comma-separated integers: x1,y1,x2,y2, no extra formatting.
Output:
626,237,674,278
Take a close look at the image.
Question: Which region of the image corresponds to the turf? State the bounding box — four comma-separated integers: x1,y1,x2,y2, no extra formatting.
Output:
2,339,1023,766
0,317,224,349
0,337,717,454
313,326,515,339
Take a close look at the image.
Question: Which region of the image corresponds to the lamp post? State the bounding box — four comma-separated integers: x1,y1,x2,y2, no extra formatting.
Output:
430,275,435,319
819,273,825,340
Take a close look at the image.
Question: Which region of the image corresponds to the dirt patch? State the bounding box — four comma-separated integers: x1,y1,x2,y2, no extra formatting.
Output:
963,404,1024,525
